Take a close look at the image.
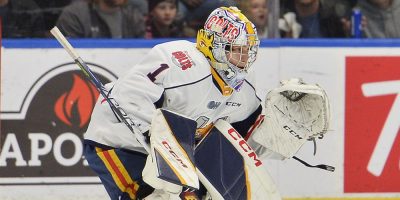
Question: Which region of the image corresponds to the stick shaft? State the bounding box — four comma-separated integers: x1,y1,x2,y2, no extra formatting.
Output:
50,26,150,153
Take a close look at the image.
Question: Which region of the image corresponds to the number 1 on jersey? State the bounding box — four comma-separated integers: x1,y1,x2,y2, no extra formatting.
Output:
147,64,169,82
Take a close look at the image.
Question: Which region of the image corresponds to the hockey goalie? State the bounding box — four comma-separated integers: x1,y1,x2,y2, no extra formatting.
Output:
79,5,331,200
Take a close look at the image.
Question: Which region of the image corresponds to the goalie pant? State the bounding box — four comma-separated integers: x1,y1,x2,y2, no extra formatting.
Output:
83,40,266,199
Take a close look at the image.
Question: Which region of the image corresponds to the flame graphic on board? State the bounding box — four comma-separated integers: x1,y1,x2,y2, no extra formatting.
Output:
54,74,99,127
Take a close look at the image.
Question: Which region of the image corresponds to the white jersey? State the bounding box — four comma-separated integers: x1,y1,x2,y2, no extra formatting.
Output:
84,40,261,154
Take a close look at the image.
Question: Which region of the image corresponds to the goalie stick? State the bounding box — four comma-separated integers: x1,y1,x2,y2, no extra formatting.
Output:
50,26,150,153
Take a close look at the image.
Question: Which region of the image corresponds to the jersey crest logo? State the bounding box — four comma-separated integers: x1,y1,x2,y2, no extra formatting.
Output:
171,51,194,70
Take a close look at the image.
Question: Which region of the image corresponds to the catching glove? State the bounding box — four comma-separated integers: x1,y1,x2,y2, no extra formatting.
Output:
249,78,331,159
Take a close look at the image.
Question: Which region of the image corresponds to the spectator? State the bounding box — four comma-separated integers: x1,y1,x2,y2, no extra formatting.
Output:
280,0,352,38
0,0,46,38
56,0,145,38
130,0,148,16
238,0,269,38
179,0,236,37
145,0,182,38
279,11,302,38
33,0,73,37
357,0,400,38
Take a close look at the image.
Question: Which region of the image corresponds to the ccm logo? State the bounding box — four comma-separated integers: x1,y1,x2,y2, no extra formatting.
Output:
283,125,303,140
162,141,188,168
227,128,262,167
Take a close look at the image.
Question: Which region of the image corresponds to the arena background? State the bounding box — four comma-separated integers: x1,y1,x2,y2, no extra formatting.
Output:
0,38,399,200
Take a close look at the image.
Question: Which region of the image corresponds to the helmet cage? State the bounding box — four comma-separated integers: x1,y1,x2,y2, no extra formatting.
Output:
225,36,259,71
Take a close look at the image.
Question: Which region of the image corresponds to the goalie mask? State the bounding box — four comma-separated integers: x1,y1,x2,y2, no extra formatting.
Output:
196,7,260,91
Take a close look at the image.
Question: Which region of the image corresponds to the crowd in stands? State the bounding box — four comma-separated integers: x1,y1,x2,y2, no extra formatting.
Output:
0,0,399,38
